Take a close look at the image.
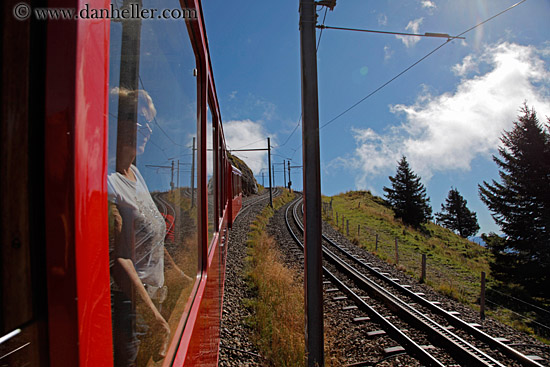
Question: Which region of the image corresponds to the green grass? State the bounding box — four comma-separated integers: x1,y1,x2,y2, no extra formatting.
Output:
323,190,492,306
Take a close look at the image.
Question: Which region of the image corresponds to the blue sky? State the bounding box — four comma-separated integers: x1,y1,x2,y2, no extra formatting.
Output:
201,0,550,235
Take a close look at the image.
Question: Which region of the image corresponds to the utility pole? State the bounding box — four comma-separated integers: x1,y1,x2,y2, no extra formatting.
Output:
268,137,273,207
300,0,332,365
170,160,175,191
177,159,180,189
283,160,287,189
288,161,291,190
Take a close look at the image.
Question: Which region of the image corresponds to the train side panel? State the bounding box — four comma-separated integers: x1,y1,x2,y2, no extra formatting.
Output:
1,0,238,366
232,168,243,220
44,1,113,366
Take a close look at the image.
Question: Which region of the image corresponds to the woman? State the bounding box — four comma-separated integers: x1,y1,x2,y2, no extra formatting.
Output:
108,88,171,366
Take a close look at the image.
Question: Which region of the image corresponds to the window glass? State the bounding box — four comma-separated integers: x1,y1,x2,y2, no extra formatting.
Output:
207,107,215,246
107,1,198,365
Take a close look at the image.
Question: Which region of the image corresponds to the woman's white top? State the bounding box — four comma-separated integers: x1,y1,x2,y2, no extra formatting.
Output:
108,165,165,288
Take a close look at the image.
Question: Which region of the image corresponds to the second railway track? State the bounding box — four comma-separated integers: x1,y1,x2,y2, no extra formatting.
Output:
282,195,547,366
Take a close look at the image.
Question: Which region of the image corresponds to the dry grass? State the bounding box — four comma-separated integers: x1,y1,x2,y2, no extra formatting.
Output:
247,232,305,366
245,190,306,366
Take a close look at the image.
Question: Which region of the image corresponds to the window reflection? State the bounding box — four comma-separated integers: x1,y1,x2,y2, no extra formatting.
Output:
107,1,198,365
207,108,215,246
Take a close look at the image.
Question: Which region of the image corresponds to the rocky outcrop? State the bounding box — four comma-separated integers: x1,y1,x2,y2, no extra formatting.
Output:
228,153,258,196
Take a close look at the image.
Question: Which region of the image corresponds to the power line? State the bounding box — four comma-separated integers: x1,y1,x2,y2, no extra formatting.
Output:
319,0,527,130
320,39,451,129
276,7,329,151
108,112,171,160
232,138,266,150
276,116,301,149
139,76,187,147
316,7,329,51
318,25,464,40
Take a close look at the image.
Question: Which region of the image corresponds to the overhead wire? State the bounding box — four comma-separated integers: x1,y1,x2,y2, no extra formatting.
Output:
139,76,187,147
232,138,266,151
275,6,329,152
319,0,528,130
108,111,171,160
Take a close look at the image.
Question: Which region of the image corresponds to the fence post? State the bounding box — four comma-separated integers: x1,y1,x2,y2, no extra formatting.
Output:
480,271,486,320
395,238,399,265
421,254,426,283
357,224,360,237
375,234,378,251
346,220,349,236
336,212,338,226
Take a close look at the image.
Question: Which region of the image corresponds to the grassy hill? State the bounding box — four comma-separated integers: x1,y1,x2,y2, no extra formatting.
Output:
322,190,492,306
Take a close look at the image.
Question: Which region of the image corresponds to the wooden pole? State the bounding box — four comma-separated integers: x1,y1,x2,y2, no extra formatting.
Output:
421,254,426,283
480,271,486,320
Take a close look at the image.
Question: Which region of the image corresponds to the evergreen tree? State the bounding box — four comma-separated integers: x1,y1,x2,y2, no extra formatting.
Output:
436,188,480,238
479,105,550,298
383,156,432,228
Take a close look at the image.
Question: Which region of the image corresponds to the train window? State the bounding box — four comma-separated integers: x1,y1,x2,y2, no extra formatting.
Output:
107,1,199,365
219,136,223,217
220,151,225,218
207,106,215,246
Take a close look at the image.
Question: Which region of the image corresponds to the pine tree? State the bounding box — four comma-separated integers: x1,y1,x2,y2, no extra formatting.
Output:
479,105,550,298
436,188,480,238
383,156,432,228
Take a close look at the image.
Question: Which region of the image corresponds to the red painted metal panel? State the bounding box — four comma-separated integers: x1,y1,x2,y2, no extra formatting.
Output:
45,1,113,366
184,234,222,366
73,1,113,366
171,235,223,366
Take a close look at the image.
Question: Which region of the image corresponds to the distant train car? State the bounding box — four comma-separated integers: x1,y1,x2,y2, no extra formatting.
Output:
0,0,240,366
229,166,243,224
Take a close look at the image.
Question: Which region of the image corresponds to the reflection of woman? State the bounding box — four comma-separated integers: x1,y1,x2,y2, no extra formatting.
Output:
108,88,170,366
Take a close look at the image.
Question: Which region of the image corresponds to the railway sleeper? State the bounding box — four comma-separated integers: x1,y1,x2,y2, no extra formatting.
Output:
342,305,358,310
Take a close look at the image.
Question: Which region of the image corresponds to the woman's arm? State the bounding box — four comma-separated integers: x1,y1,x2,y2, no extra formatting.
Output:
110,203,171,358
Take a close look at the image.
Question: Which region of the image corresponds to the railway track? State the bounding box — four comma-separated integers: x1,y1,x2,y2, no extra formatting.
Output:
153,192,177,236
285,196,547,367
236,187,281,219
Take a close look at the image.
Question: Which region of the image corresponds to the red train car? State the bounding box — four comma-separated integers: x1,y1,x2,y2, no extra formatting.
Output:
229,166,243,224
0,0,240,366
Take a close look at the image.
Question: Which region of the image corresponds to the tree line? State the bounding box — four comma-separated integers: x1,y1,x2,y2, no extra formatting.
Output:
382,105,550,300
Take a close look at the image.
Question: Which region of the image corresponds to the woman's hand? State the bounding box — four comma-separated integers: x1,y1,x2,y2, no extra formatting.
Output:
152,314,171,360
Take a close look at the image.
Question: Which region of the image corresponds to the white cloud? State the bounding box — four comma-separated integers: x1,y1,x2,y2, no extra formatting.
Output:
341,42,550,189
378,13,387,26
451,55,478,76
384,45,394,61
396,18,423,48
420,0,436,10
223,119,270,174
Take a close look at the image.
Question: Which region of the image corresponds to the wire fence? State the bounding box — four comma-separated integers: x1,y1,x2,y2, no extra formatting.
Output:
321,199,550,338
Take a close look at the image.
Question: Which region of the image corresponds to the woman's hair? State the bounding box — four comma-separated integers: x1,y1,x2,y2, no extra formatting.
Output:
111,86,157,120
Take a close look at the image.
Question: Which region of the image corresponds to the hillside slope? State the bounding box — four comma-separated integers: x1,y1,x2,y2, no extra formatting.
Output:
323,190,492,305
